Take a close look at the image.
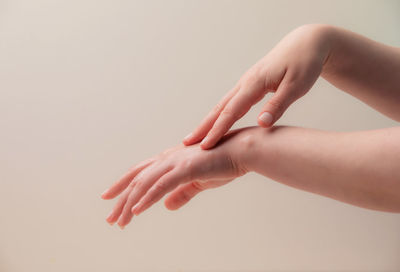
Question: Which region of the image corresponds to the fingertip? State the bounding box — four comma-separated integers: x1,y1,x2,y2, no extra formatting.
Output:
101,189,109,199
200,136,213,150
167,205,180,211
200,142,210,150
106,212,115,225
182,139,192,146
117,220,125,229
101,194,109,199
131,206,138,214
101,187,118,199
258,112,273,127
101,192,115,200
257,118,272,128
183,132,193,143
183,132,204,146
164,194,183,210
164,200,181,211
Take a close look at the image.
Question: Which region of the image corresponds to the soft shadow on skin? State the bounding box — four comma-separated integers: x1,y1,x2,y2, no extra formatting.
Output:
218,126,255,143
214,125,284,147
180,125,286,151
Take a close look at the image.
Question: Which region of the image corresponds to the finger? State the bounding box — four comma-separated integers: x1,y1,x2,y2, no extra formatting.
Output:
105,186,133,226
164,181,204,210
101,157,156,199
200,84,266,149
117,163,173,228
131,167,191,215
182,83,240,146
257,75,300,128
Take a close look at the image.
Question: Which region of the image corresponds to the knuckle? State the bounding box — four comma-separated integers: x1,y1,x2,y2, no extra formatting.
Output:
241,78,252,89
162,147,174,156
268,97,284,113
213,102,224,113
256,64,268,79
180,159,191,169
242,68,263,86
154,180,169,191
144,190,156,203
127,164,138,173
191,181,204,191
220,107,238,119
232,81,241,92
133,179,145,190
128,180,137,189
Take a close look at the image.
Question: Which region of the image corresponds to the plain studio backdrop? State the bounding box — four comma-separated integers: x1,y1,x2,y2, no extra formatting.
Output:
1,0,400,271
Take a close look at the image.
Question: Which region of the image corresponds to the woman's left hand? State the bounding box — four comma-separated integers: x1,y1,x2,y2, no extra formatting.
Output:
101,128,251,229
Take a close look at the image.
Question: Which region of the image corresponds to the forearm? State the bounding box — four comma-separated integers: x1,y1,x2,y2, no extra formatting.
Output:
239,126,400,213
320,25,400,121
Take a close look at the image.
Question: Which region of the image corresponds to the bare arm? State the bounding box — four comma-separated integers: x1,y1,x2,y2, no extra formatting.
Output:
183,24,400,150
322,25,400,120
241,126,400,213
103,125,400,228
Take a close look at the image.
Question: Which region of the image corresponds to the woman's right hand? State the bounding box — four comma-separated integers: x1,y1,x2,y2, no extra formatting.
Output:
183,24,334,150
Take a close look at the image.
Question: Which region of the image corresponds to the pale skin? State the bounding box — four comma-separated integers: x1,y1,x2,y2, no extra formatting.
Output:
183,24,400,149
101,24,400,229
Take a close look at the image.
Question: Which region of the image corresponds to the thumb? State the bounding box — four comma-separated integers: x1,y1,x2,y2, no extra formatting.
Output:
164,182,203,210
257,79,300,128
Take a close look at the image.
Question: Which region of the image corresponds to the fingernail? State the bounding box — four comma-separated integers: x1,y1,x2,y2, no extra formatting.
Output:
200,136,209,146
131,203,140,214
101,189,109,198
106,211,114,220
183,133,192,142
117,220,125,229
133,207,142,216
259,112,273,126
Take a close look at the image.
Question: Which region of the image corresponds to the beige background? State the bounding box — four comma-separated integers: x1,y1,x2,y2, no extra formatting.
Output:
1,0,400,271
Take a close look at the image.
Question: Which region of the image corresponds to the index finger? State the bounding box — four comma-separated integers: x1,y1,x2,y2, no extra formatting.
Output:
199,84,266,149
182,83,240,145
101,157,156,199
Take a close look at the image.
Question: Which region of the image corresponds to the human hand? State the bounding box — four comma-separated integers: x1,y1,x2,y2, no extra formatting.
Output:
101,127,251,229
183,24,333,149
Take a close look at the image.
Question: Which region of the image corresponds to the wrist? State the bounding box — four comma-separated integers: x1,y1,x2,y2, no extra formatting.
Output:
234,126,294,176
315,24,341,75
294,23,336,71
232,126,266,174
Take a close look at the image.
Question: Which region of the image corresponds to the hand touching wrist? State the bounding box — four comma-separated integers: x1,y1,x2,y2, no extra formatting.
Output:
183,23,334,150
